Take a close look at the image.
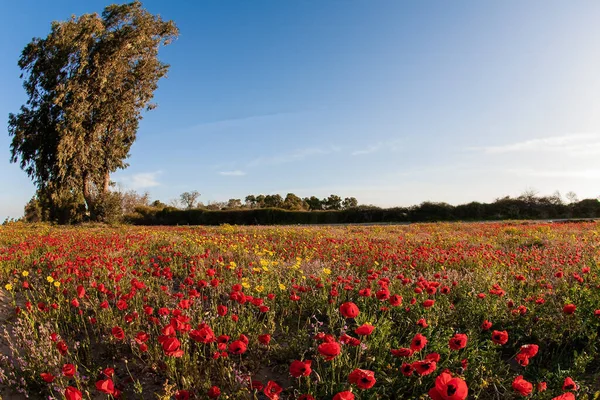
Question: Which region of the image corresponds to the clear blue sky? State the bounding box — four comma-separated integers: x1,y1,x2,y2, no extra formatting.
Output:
2,1,600,219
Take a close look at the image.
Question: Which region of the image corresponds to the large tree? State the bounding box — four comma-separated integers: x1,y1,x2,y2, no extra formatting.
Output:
8,1,178,220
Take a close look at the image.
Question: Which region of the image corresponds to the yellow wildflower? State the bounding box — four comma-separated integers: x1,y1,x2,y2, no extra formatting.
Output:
54,281,61,288
22,271,29,277
4,283,13,291
46,276,54,283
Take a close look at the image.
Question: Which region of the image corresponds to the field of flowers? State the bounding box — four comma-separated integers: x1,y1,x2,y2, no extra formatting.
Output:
1,222,599,400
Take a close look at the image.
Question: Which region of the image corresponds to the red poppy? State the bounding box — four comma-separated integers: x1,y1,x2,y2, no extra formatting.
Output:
217,305,228,316
64,386,82,400
318,342,342,360
40,372,55,383
189,325,216,344
228,340,248,355
448,334,468,350
339,302,360,318
412,360,437,376
259,334,272,345
333,392,355,400
428,371,468,400
391,348,413,358
563,304,576,315
289,360,312,378
411,333,427,351
354,323,375,336
62,363,76,377
348,368,376,389
158,336,184,357
562,377,578,391
423,299,435,308
481,320,492,330
263,380,282,400
400,363,414,376
111,326,125,340
389,294,402,306
298,395,315,400
512,375,533,396
57,341,68,355
519,344,539,358
208,386,221,398
96,379,115,395
417,318,428,328
491,330,508,345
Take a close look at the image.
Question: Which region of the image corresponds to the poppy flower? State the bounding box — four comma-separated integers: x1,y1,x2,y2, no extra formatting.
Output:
339,302,360,318
389,294,402,306
563,304,576,315
348,368,376,389
412,360,437,376
207,386,221,398
189,325,216,344
96,379,115,394
228,340,248,355
57,341,68,355
64,386,82,400
491,330,509,345
299,395,316,400
217,305,228,316
391,348,413,358
417,318,428,328
519,344,539,358
411,333,428,351
158,336,184,357
562,377,578,391
428,371,468,400
515,353,530,367
512,375,533,396
333,392,355,400
481,320,492,331
537,382,547,392
354,323,375,336
40,372,55,383
263,380,282,400
449,334,468,350
259,334,272,345
175,390,190,400
423,299,435,308
318,341,341,360
400,363,414,376
289,360,312,377
62,363,76,377
111,326,125,340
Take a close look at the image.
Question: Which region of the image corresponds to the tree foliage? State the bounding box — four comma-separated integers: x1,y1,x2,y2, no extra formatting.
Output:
8,1,178,221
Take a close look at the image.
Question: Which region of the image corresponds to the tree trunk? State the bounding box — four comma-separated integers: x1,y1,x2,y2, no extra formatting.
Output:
82,172,94,215
103,171,110,194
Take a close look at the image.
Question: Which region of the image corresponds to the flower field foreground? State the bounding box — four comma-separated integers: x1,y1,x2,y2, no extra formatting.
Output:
1,222,600,400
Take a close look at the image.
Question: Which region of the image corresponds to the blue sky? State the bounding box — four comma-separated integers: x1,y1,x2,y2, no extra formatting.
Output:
2,1,600,219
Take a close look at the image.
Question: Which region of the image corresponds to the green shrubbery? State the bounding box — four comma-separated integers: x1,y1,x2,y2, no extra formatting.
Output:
125,197,600,225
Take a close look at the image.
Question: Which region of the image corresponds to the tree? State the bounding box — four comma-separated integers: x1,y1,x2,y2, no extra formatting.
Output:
180,191,201,209
566,191,579,204
304,196,323,211
283,193,307,210
226,198,242,209
245,195,257,208
263,194,283,208
342,197,358,209
324,194,342,210
8,2,178,221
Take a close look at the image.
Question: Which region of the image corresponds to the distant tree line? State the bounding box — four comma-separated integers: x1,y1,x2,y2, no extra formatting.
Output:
21,188,600,225
121,190,600,226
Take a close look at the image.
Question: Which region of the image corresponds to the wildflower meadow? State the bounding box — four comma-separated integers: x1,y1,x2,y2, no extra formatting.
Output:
1,222,599,399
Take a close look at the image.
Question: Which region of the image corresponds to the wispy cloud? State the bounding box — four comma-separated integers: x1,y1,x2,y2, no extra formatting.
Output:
351,142,383,156
247,146,340,167
115,171,162,189
350,139,402,156
219,170,246,176
471,133,600,156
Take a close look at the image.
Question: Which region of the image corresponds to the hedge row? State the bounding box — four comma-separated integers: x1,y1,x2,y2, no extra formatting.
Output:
126,198,600,225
